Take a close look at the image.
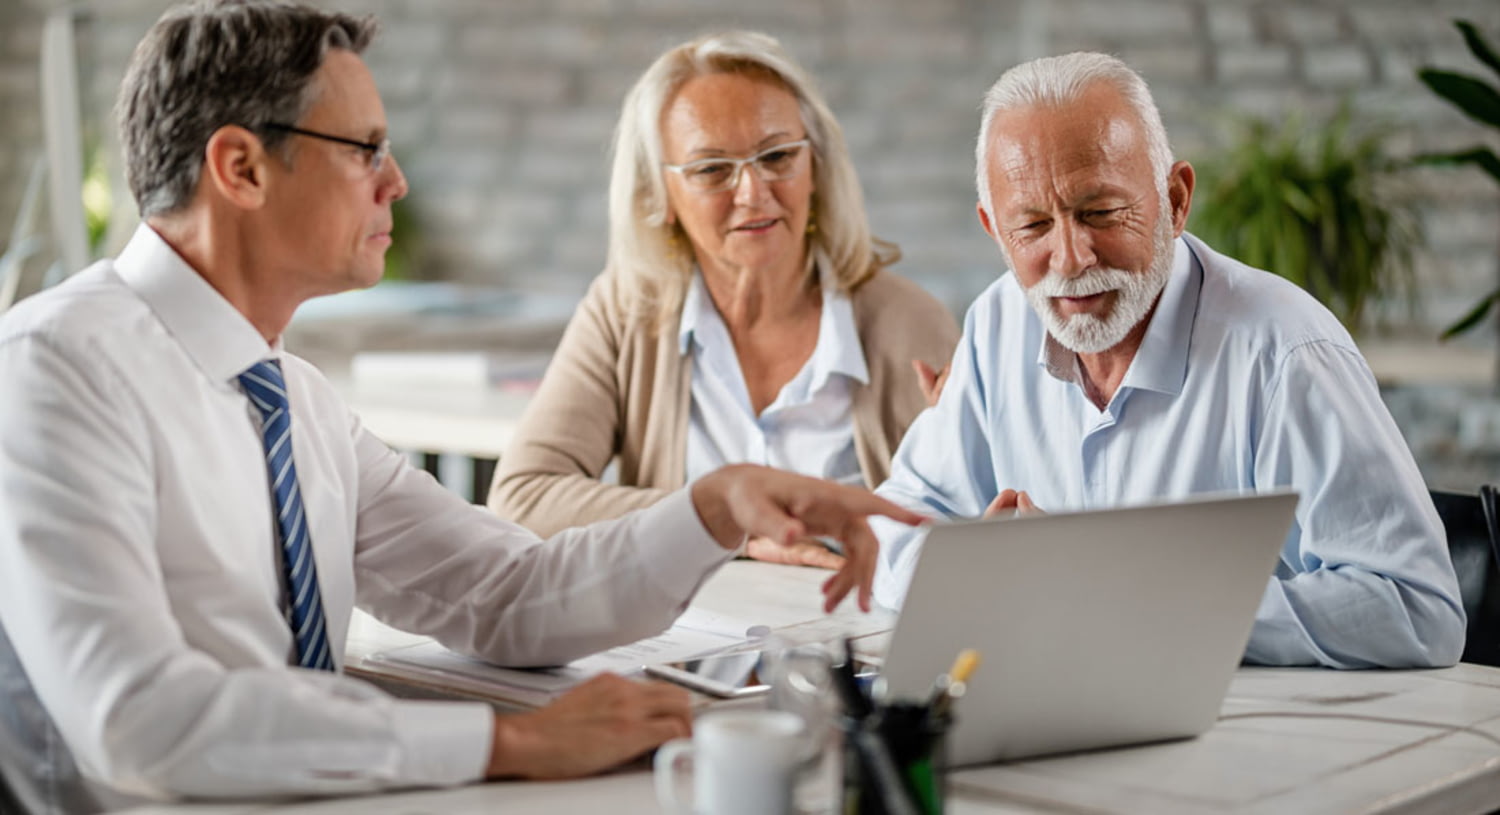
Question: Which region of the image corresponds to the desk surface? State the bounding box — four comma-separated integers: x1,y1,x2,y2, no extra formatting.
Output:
112,562,1500,815
110,664,1500,814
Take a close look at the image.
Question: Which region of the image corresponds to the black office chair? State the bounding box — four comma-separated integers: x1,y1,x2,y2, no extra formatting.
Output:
0,770,21,815
1431,485,1500,667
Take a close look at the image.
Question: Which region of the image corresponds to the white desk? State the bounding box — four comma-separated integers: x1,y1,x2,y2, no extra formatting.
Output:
339,378,529,462
949,664,1500,814
107,667,1500,814
108,665,1500,814
1359,339,1496,388
323,375,532,503
285,279,573,460
111,562,1500,815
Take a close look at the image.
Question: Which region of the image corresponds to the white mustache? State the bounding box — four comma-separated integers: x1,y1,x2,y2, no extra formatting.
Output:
1027,268,1137,299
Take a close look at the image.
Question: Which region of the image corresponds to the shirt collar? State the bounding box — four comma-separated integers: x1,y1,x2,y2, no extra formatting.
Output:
676,255,870,387
812,265,869,387
1035,236,1198,396
1123,236,1200,396
114,224,275,384
677,269,711,356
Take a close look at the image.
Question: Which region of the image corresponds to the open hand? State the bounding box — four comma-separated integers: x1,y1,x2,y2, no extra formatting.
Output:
692,464,927,613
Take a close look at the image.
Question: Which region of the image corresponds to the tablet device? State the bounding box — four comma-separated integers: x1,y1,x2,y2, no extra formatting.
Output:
645,649,772,698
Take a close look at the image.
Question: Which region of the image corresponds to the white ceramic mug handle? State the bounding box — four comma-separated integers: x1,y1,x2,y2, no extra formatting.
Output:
653,737,696,814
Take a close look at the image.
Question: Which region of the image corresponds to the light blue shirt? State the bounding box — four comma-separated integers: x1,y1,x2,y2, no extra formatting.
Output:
680,264,868,486
873,234,1465,669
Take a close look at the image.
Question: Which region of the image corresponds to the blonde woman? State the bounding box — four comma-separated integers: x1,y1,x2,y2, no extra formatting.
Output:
488,31,958,568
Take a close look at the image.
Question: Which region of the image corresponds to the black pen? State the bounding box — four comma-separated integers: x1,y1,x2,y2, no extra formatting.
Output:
833,636,873,719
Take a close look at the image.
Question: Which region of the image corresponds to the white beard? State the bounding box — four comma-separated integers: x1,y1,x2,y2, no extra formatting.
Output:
1020,220,1176,355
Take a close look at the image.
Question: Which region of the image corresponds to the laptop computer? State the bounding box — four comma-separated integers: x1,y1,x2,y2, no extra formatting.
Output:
878,490,1298,767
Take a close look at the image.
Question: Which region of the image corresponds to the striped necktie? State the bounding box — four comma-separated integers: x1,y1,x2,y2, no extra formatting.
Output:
238,359,334,671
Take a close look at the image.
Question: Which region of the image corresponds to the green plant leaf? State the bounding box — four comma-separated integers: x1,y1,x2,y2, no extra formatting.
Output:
1417,69,1500,128
1442,290,1500,340
1279,179,1318,218
1416,21,1500,345
1189,104,1420,333
1457,20,1500,81
1413,146,1500,185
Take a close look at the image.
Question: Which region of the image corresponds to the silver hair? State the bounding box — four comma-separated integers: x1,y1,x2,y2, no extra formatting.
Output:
974,52,1173,220
116,0,377,218
606,30,897,329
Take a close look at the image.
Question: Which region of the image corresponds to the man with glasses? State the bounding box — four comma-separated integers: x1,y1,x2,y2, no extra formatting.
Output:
262,123,393,172
0,2,919,810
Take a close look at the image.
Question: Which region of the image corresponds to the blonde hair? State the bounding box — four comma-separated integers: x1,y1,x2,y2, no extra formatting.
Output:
606,30,898,329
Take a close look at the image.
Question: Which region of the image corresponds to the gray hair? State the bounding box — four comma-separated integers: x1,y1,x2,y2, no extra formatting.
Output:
116,0,377,218
974,52,1173,220
606,30,897,329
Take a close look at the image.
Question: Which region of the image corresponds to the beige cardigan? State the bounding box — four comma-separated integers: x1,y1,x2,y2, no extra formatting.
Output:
488,267,960,537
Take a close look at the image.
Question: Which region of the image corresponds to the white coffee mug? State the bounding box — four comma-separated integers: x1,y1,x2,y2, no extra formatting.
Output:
654,709,805,815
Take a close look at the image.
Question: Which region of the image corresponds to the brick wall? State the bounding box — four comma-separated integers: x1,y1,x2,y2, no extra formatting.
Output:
2,0,1499,331
4,0,1500,489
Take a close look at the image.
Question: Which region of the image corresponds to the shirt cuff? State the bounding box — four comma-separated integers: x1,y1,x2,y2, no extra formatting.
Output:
389,699,493,786
631,488,738,602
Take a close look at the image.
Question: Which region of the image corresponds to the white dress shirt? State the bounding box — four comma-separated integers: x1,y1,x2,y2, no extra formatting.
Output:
872,234,1465,669
680,264,867,486
0,225,734,805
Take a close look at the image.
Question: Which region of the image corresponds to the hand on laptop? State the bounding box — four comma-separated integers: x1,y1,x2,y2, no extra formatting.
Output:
691,464,927,613
984,488,1044,519
485,673,692,779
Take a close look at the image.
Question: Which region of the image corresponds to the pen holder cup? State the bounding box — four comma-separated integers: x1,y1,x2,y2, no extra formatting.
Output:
838,703,951,815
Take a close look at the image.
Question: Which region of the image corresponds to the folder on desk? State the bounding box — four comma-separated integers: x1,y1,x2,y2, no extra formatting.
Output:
359,601,897,707
361,606,781,707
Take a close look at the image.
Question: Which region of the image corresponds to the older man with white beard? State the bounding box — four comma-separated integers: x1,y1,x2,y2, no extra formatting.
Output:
870,52,1465,670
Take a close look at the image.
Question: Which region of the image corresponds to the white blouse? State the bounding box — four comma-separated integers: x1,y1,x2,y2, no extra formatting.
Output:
679,264,868,487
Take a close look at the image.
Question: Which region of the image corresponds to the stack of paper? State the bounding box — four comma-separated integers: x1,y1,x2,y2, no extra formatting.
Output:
364,606,771,707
